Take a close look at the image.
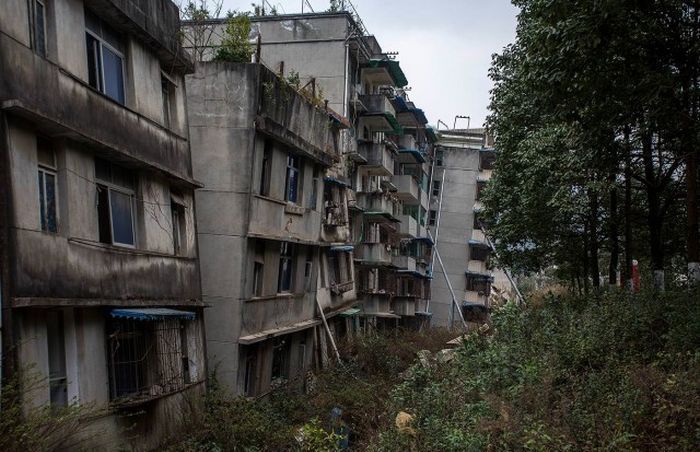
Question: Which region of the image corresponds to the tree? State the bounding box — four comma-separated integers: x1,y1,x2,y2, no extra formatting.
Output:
485,0,698,291
214,11,253,63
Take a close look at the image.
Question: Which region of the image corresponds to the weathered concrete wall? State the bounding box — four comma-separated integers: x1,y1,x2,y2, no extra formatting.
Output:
429,144,481,327
16,307,206,450
6,119,200,304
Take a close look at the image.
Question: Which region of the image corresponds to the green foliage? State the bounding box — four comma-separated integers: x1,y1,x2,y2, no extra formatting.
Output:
214,11,253,63
372,288,700,451
327,0,343,13
0,370,98,451
166,329,455,451
297,418,342,452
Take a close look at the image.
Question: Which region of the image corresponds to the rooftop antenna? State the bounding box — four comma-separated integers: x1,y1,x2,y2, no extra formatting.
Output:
454,115,470,130
437,119,450,131
301,0,314,13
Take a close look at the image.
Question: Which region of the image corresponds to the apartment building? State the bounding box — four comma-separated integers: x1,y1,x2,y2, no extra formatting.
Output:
428,128,511,328
0,0,205,448
185,11,436,333
186,62,356,396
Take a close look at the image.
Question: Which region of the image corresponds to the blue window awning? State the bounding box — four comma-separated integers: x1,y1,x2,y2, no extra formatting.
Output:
413,236,434,246
110,308,196,321
330,245,354,252
324,177,349,187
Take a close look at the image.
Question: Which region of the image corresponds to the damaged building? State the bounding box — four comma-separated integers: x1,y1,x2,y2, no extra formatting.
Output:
185,9,437,341
0,0,206,448
186,62,356,396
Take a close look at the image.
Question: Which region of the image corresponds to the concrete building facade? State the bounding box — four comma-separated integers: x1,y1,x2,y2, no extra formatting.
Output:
428,128,509,328
184,11,436,336
0,0,206,448
186,62,356,396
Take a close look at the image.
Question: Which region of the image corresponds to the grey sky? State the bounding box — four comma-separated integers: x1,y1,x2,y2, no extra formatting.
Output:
219,0,519,128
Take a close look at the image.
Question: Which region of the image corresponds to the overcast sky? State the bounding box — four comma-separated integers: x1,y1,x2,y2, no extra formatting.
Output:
219,0,519,128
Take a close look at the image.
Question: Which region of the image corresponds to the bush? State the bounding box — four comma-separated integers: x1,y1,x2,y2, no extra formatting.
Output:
214,12,253,63
373,288,700,451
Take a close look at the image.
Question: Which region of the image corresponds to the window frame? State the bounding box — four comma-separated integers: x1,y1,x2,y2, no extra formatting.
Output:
284,153,301,204
161,72,176,129
85,12,126,105
33,0,47,57
95,160,137,248
277,242,295,293
37,145,58,233
171,196,186,255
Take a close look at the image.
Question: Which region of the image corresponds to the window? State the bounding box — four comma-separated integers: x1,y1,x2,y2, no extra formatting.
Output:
277,242,295,293
243,345,258,396
253,262,264,297
271,337,290,383
476,180,486,201
161,74,175,128
466,274,492,295
309,168,319,210
432,180,441,197
259,140,272,196
285,154,301,203
95,158,136,247
435,149,444,166
37,138,57,233
480,150,496,171
107,316,193,400
304,248,314,291
33,0,47,57
428,209,437,226
47,310,67,409
85,9,125,104
171,192,186,255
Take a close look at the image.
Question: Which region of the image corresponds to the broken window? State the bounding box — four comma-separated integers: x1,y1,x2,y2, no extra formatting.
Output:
85,9,125,104
37,138,57,233
285,154,301,204
107,313,194,401
171,191,186,255
277,242,295,293
47,310,67,409
95,158,136,247
33,0,47,57
259,140,272,196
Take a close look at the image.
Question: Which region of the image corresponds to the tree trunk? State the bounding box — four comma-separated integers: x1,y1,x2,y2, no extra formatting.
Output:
589,190,600,288
582,223,590,295
608,171,619,287
641,131,665,290
624,126,633,290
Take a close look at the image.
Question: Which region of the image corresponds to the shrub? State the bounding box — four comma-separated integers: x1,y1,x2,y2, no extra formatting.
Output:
214,12,253,63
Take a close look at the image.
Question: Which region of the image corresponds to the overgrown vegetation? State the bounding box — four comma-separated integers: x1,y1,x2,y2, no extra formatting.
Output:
373,288,700,451
0,371,99,451
165,329,455,451
214,11,253,63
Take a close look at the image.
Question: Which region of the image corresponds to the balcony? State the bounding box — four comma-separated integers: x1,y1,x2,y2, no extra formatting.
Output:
0,35,195,184
392,296,418,317
397,215,418,238
361,294,395,318
393,255,417,272
358,94,401,134
248,195,322,244
11,229,200,306
358,141,394,176
239,292,318,342
355,243,394,266
469,239,492,262
393,175,420,204
356,193,400,222
359,94,396,117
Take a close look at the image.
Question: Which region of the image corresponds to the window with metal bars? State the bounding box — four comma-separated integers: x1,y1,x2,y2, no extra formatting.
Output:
107,318,190,401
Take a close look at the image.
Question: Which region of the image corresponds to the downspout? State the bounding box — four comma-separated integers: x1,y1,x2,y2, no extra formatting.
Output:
342,35,351,118
0,112,17,399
